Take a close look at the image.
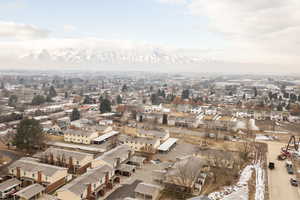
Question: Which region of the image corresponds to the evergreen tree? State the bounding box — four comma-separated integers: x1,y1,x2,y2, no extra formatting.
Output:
49,86,57,97
253,87,258,97
100,99,112,113
31,95,46,105
83,95,92,104
46,95,53,102
13,118,44,152
70,108,80,121
8,95,18,107
116,95,123,104
181,89,190,99
121,84,128,92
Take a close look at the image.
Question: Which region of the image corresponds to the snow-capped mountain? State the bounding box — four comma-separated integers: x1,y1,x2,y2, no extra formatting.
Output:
20,47,208,65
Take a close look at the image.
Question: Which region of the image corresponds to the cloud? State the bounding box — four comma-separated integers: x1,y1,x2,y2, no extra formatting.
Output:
63,24,76,32
0,21,50,40
186,0,300,62
157,0,187,5
0,0,26,10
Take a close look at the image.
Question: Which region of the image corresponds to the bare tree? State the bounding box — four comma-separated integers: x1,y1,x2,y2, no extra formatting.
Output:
239,141,252,162
167,157,205,192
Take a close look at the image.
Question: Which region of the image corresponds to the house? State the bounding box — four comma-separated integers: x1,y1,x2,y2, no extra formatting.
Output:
56,117,71,129
134,182,161,200
64,129,98,144
56,163,119,200
164,156,208,194
123,137,160,152
137,129,169,142
92,145,133,169
0,178,21,199
214,116,237,131
37,147,94,174
187,196,211,200
136,113,163,124
128,156,146,169
14,183,45,200
8,157,69,193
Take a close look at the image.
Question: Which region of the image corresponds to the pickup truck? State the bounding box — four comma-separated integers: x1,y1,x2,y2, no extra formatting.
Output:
268,162,275,169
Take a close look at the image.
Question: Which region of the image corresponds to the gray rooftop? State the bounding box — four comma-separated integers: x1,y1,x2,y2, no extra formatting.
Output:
0,178,21,192
41,147,94,162
64,129,96,137
57,163,113,196
14,184,45,199
8,157,67,177
95,145,131,166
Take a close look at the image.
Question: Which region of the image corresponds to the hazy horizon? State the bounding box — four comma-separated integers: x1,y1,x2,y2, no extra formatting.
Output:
0,0,299,73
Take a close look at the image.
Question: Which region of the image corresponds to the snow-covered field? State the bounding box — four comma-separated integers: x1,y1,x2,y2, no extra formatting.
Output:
208,162,265,200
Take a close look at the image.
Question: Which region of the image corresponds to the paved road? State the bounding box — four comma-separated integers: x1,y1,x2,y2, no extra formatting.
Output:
266,142,300,200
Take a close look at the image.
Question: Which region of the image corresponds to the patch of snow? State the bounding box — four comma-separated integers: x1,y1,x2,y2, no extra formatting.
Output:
208,163,265,200
255,134,274,141
208,165,253,200
254,163,265,200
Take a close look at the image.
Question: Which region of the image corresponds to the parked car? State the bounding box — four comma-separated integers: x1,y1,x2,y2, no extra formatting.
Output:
286,161,293,168
268,162,275,169
287,166,294,174
290,178,298,187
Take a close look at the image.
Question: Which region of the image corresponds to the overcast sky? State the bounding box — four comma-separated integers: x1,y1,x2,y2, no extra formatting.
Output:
0,0,299,73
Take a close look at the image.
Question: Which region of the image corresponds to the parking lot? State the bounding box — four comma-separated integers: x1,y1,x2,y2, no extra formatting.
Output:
266,142,300,200
155,140,199,162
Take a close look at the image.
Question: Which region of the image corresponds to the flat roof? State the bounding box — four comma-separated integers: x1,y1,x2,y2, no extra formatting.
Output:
158,138,178,151
92,131,119,142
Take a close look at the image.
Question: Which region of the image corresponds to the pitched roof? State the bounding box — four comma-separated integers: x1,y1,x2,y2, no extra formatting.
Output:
8,157,67,177
41,147,94,162
57,163,113,196
14,184,44,199
0,178,21,192
95,145,131,166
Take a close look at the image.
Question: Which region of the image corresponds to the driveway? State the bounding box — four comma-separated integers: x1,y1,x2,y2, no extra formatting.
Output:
105,179,142,200
266,141,300,200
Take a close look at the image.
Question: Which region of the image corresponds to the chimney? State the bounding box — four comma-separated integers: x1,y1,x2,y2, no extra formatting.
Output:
69,157,73,167
116,158,121,168
128,150,132,160
105,172,109,185
16,167,21,178
50,153,54,164
38,171,42,183
87,184,92,200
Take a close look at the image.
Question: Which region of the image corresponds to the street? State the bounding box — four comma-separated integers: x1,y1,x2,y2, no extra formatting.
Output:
266,141,300,200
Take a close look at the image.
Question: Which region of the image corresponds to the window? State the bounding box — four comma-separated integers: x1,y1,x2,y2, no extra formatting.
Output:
32,173,35,178
11,169,14,173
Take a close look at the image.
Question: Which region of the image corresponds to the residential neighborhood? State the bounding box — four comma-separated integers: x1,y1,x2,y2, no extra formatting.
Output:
1,71,300,200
